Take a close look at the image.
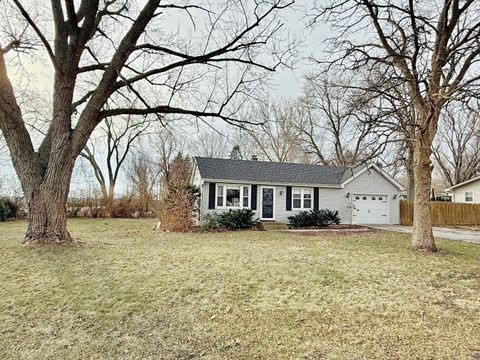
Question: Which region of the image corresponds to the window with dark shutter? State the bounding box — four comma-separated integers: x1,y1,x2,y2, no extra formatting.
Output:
251,185,258,210
208,183,216,209
313,187,319,210
286,186,292,211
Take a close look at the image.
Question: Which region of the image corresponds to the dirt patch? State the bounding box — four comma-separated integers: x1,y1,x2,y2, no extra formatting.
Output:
278,226,375,237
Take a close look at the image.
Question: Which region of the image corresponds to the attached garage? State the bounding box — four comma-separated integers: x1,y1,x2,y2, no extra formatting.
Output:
352,194,388,224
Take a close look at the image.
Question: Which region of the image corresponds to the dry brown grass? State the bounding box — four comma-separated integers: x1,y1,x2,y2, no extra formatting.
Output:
0,219,479,359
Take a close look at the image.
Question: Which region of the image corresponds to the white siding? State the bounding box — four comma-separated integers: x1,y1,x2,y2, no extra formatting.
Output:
318,168,400,224
197,168,401,224
451,180,480,203
199,182,261,219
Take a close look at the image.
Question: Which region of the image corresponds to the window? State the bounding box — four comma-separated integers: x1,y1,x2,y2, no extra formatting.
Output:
242,186,249,207
216,184,250,208
362,196,367,200
465,191,474,202
217,185,224,207
378,196,383,201
292,188,313,209
226,186,241,206
372,196,376,200
293,189,302,209
355,196,360,200
303,189,312,209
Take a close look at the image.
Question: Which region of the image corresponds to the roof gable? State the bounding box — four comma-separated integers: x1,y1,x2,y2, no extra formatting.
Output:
445,175,480,191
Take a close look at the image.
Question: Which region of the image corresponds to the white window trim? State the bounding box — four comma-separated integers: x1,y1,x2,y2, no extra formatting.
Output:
292,187,313,210
216,184,251,209
464,191,474,203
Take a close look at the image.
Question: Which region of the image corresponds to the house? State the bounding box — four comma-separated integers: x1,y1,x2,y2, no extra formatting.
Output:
192,157,404,225
445,175,480,203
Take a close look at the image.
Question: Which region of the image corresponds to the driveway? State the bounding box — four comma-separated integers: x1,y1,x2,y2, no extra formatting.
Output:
369,225,480,244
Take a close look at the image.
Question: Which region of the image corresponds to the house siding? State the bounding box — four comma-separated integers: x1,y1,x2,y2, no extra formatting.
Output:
451,180,480,203
325,168,400,224
198,168,400,224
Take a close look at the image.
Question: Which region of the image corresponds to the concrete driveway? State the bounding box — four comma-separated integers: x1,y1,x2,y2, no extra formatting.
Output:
369,225,480,244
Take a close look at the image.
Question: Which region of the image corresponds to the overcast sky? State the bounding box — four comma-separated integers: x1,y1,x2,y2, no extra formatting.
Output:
0,0,329,195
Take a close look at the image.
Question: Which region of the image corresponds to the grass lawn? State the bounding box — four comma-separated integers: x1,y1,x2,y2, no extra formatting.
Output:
0,220,480,359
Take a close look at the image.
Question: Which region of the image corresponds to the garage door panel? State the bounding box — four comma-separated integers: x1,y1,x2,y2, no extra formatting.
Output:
352,194,388,224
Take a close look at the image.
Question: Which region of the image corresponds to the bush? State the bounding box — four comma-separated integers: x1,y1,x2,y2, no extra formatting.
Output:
288,209,340,228
0,199,18,221
159,181,199,232
200,209,259,231
219,209,259,230
199,213,223,232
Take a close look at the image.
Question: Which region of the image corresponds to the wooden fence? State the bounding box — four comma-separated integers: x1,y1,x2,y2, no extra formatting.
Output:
400,200,480,226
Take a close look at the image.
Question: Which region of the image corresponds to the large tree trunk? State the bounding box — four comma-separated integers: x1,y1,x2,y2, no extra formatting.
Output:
23,163,74,245
411,119,437,252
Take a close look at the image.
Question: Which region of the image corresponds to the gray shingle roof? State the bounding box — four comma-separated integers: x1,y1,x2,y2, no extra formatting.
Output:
194,157,358,186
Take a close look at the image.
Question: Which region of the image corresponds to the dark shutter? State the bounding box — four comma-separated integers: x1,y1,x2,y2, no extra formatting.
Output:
208,183,216,209
313,187,319,210
251,185,258,210
286,186,292,211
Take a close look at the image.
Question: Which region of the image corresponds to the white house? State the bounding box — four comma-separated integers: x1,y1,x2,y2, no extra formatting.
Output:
192,157,404,225
445,176,480,203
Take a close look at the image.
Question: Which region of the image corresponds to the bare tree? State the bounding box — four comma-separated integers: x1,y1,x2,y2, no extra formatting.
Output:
298,74,388,166
0,0,294,244
241,98,307,162
80,114,150,212
317,0,480,252
0,132,7,164
151,127,183,198
126,153,159,216
193,130,229,158
433,103,480,187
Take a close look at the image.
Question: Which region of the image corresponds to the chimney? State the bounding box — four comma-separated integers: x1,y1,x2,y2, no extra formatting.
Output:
251,155,258,161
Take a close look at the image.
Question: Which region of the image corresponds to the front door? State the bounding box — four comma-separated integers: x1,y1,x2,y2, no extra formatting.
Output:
261,187,274,220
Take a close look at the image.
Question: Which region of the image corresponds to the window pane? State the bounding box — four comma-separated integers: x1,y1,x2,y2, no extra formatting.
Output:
243,186,249,196
293,199,301,208
304,199,311,208
226,187,241,206
465,192,473,202
216,185,224,207
243,197,248,207
293,193,301,199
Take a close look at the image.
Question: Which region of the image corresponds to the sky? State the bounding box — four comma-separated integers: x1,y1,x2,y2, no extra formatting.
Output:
0,0,329,196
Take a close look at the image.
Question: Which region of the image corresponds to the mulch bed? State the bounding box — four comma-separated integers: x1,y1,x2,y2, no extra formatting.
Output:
278,224,375,237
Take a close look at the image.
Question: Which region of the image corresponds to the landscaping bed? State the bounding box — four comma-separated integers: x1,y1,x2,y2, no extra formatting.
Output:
280,224,374,236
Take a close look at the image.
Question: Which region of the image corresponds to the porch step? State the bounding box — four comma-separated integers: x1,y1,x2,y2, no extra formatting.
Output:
260,221,289,230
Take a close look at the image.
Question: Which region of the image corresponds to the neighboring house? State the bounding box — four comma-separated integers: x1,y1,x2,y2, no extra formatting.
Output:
445,176,480,203
192,157,404,225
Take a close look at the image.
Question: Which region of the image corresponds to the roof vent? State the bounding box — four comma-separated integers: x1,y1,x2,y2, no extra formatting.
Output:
251,155,258,161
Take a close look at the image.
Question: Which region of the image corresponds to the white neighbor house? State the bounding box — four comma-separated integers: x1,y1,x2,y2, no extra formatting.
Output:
445,176,480,203
192,157,404,225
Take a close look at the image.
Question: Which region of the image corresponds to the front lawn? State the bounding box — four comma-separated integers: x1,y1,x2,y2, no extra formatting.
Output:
0,219,479,359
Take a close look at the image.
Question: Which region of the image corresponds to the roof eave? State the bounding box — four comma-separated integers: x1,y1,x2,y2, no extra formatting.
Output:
445,175,480,192
201,178,343,188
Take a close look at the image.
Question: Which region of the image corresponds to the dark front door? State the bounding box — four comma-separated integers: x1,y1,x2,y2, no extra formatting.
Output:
262,188,274,219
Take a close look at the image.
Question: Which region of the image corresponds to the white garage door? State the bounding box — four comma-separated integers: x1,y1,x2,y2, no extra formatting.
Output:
352,194,388,224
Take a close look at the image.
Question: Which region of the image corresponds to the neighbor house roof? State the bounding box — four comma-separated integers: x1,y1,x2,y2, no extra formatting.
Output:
445,175,480,192
194,157,369,187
